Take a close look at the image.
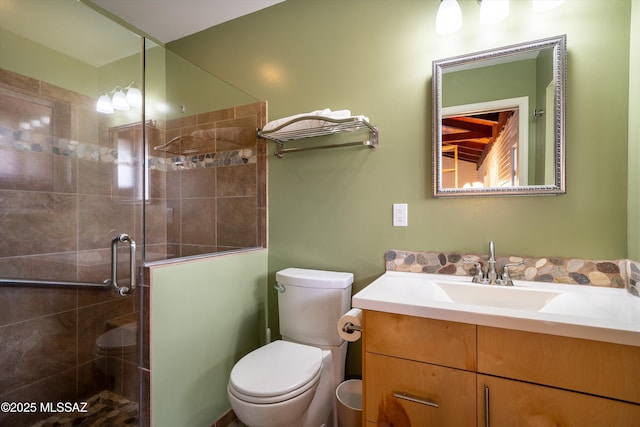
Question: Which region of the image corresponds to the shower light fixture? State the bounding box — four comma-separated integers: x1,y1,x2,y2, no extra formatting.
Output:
95,82,141,114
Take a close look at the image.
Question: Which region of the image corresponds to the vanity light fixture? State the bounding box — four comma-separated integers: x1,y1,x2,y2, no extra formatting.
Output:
437,0,563,35
479,0,510,25
125,82,142,108
111,87,129,111
96,93,115,114
95,81,141,114
436,0,463,35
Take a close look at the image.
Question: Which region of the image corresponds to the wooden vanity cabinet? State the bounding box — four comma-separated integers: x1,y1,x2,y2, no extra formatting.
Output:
362,310,640,427
477,326,640,427
362,310,477,426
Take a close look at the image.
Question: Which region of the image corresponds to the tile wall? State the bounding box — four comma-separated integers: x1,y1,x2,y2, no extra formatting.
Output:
0,67,267,427
0,68,140,426
145,101,267,261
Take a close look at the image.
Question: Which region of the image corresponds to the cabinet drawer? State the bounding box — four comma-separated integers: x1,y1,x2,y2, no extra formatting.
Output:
478,326,640,404
365,352,476,426
364,310,476,370
478,374,640,427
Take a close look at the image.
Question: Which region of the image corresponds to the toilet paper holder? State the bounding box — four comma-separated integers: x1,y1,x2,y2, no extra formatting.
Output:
341,323,362,334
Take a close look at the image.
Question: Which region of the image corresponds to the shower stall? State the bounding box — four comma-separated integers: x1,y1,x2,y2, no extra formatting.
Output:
0,2,266,426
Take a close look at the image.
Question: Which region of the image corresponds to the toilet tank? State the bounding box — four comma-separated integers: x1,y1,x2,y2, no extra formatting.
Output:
276,268,353,347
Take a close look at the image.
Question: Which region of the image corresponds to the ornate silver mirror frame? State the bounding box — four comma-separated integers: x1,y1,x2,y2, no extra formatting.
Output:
433,35,566,197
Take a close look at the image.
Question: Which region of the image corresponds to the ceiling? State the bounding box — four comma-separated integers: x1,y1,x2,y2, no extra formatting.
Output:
442,111,514,166
90,0,285,44
0,0,283,67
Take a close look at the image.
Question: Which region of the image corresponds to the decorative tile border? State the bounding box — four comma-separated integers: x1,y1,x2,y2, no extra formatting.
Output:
385,250,638,296
149,148,257,171
0,125,257,170
0,126,119,162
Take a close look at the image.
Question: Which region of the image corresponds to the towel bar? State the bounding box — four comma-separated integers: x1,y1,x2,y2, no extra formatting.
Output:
257,115,379,158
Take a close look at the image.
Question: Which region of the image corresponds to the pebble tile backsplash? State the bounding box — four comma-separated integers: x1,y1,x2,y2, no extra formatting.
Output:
385,250,639,297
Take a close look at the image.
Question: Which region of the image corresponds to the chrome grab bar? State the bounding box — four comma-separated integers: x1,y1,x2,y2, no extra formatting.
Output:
110,233,137,296
0,278,111,289
1,233,136,297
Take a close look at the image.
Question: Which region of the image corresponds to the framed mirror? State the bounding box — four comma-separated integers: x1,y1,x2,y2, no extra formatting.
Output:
432,35,566,197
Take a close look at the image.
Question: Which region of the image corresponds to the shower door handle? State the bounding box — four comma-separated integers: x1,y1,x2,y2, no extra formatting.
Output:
111,233,137,296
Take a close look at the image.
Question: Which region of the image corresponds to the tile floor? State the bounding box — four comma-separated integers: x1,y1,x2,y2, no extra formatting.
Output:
30,390,138,426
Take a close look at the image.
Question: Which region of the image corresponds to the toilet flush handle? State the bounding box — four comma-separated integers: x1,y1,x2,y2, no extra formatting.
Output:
274,284,286,293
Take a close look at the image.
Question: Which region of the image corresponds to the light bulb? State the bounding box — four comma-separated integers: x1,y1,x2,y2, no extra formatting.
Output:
126,87,142,108
436,0,463,35
479,0,510,25
112,89,129,111
96,94,114,114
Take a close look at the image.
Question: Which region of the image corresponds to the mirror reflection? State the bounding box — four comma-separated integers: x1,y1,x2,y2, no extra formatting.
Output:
433,35,566,197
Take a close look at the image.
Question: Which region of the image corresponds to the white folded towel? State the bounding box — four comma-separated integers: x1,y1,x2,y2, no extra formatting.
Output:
262,108,356,133
262,109,329,131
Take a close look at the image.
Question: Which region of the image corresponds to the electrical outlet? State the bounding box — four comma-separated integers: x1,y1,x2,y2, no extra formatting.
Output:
393,203,408,226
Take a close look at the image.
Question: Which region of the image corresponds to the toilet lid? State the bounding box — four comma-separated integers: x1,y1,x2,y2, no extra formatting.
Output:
229,340,322,399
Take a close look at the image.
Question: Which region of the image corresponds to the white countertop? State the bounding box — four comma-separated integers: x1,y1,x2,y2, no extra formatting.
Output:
352,271,640,347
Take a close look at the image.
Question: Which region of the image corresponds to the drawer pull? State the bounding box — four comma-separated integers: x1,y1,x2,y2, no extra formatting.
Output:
393,391,439,408
484,385,490,427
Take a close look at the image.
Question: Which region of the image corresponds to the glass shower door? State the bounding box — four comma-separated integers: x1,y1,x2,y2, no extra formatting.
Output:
0,1,144,425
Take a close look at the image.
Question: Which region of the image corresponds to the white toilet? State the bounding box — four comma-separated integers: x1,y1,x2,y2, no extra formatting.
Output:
94,323,138,359
228,268,354,427
93,322,138,392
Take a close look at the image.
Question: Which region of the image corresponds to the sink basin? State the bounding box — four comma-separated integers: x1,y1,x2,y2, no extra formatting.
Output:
434,281,561,311
352,271,640,347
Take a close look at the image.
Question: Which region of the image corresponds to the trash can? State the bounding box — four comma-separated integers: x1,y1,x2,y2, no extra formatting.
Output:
336,379,362,427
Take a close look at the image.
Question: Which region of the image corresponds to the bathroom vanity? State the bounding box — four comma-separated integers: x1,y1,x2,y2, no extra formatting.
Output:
354,272,640,426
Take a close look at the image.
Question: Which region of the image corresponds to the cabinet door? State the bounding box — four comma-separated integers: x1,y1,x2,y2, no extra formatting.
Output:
364,310,476,370
478,326,640,404
478,375,640,427
366,352,476,426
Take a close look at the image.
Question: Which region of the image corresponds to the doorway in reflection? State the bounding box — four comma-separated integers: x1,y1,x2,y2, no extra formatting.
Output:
442,108,520,188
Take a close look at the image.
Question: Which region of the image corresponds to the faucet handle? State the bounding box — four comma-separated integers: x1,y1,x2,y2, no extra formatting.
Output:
501,261,525,286
463,258,484,283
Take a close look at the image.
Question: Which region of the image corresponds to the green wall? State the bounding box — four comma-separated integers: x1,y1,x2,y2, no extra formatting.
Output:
0,27,99,96
629,1,640,260
168,0,635,378
164,49,257,119
150,250,268,427
443,59,537,107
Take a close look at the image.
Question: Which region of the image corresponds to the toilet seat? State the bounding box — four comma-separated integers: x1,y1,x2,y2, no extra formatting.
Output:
229,340,323,404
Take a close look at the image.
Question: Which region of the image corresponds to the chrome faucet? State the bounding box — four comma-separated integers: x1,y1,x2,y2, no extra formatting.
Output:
464,240,523,286
486,240,498,284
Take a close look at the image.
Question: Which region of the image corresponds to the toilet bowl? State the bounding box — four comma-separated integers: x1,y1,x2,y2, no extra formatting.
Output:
228,340,334,427
94,322,138,358
227,268,354,427
93,322,138,394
